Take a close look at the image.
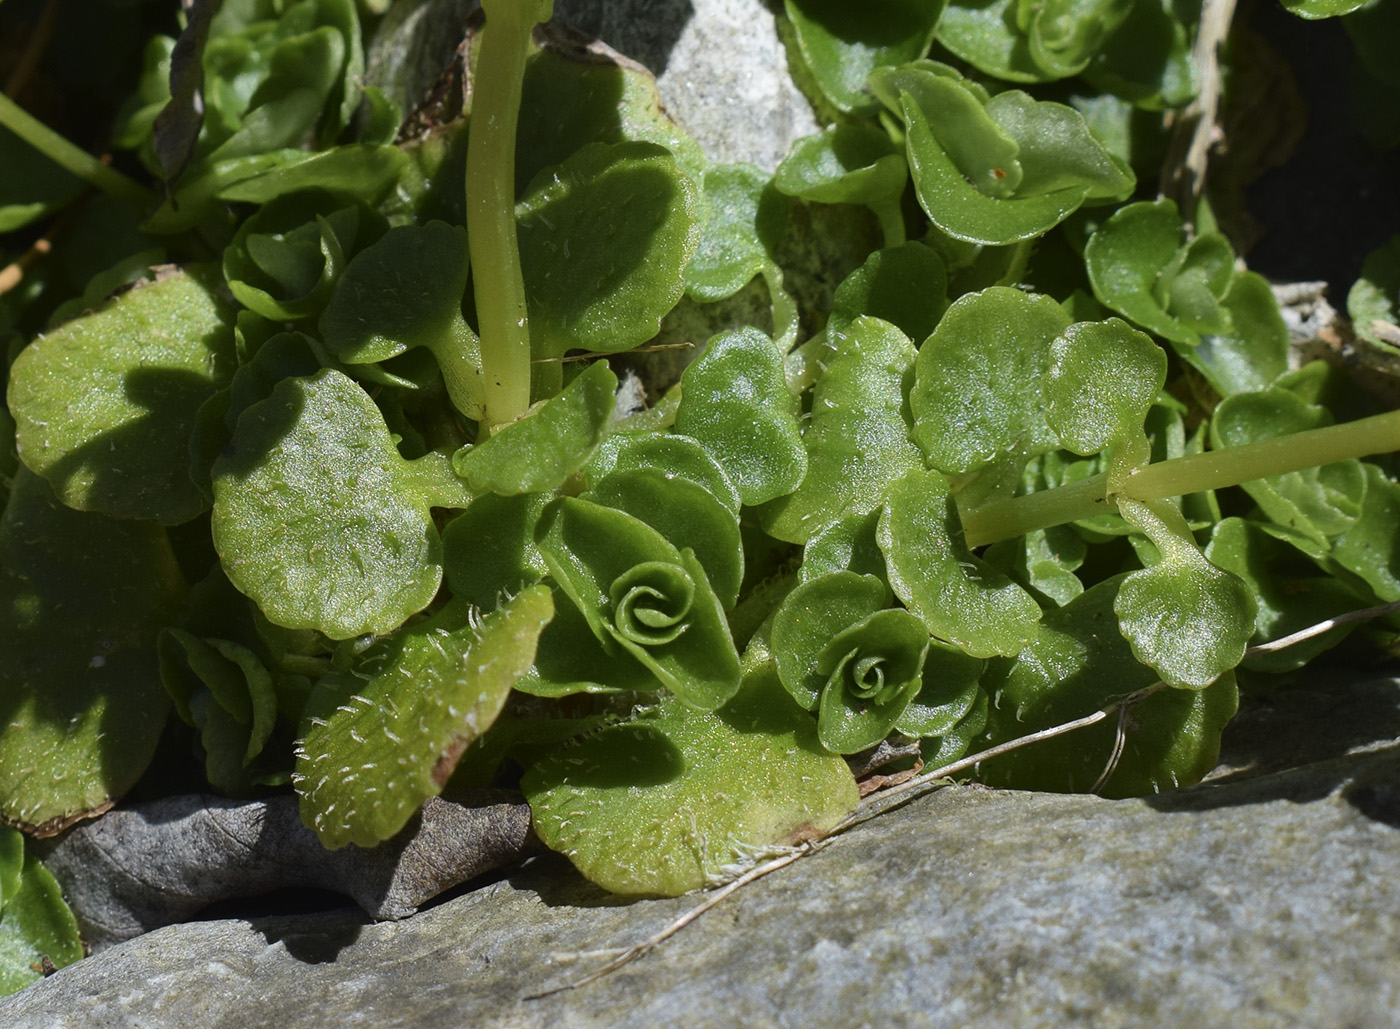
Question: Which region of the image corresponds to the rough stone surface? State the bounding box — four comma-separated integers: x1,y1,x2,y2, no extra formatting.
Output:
4,671,1398,1028
554,0,819,171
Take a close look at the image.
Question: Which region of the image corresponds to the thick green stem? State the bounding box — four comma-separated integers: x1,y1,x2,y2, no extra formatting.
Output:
466,0,552,435
961,408,1400,547
0,92,153,209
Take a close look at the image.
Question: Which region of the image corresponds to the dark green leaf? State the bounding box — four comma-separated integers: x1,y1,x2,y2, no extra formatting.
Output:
518,141,699,359
978,576,1238,797
0,469,182,832
784,0,947,113
320,220,483,419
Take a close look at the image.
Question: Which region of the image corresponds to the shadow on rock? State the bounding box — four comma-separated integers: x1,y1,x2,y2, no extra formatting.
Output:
252,909,368,965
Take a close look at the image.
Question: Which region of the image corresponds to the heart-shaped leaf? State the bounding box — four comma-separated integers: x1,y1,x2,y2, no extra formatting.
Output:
1114,498,1256,689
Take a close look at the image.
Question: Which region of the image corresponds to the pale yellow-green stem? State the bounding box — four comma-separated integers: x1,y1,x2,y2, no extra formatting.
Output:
960,408,1400,547
466,0,553,435
0,92,153,209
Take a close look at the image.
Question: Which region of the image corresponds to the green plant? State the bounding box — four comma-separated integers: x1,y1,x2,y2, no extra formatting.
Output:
1,0,1398,989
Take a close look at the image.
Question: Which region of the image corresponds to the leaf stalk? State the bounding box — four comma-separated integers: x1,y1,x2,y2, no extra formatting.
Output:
961,408,1400,547
466,0,553,435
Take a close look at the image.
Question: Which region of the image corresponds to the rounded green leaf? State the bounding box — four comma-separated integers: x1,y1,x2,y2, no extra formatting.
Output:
296,586,554,849
1333,465,1400,602
870,65,1022,197
684,163,789,303
911,287,1072,475
535,498,741,710
784,0,947,113
454,360,616,495
588,432,741,514
8,265,237,524
517,141,699,358
983,90,1134,200
829,241,948,343
878,467,1043,658
212,370,449,640
216,144,407,204
0,469,183,833
936,0,1046,82
675,327,807,507
1081,0,1194,107
800,510,890,588
523,681,858,896
1192,271,1291,396
319,220,483,419
896,640,985,738
1282,0,1368,17
1046,318,1166,455
443,492,551,612
814,607,930,754
771,572,890,710
939,0,1135,82
1205,517,1371,673
587,468,744,609
1114,498,1256,689
759,316,922,543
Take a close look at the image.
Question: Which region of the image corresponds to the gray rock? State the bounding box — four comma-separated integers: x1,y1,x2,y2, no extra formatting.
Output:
553,0,820,171
5,672,1399,1028
369,0,819,171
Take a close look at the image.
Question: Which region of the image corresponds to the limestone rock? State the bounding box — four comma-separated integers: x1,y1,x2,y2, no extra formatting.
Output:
4,673,1398,1028
553,0,821,171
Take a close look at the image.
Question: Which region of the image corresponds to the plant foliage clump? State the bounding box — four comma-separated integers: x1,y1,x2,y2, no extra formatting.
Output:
0,0,1398,986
